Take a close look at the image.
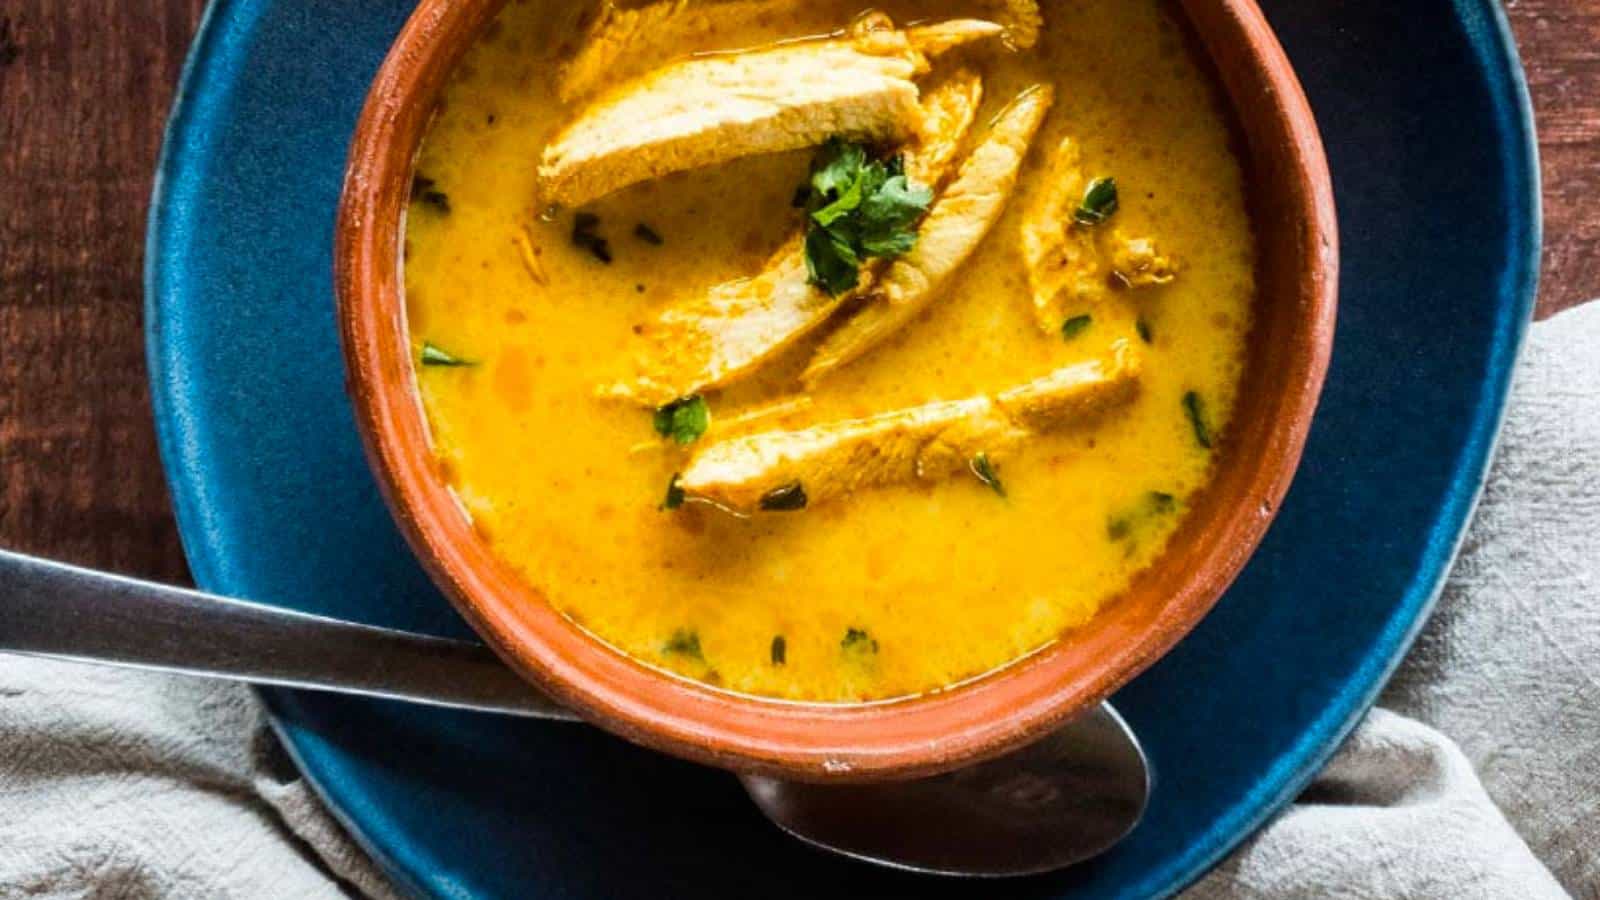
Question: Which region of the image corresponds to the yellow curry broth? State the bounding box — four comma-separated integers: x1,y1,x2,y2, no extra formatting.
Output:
403,0,1254,701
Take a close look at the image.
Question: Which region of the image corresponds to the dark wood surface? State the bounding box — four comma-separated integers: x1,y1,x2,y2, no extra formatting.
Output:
0,3,1594,582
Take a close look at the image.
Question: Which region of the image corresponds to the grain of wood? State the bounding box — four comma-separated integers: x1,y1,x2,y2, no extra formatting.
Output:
0,1,1591,578
1506,0,1600,316
0,2,203,580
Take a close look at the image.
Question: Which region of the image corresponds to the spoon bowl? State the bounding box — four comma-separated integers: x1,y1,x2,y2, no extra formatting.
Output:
740,703,1149,877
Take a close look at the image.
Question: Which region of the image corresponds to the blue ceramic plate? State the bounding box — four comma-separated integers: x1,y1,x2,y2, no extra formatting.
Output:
145,1,1539,897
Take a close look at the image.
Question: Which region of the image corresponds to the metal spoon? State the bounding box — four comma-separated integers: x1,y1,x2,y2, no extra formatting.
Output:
0,547,1149,876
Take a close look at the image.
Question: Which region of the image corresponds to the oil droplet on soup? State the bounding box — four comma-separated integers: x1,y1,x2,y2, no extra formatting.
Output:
403,0,1254,701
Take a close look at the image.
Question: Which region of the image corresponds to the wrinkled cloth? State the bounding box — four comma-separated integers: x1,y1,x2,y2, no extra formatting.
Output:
1,303,1596,899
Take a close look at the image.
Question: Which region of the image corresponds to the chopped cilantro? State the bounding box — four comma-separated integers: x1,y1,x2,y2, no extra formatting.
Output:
801,138,932,295
1136,317,1154,344
804,226,861,295
411,175,451,214
419,341,472,367
1061,314,1093,340
661,473,686,510
1108,490,1178,542
1183,391,1213,449
663,628,703,660
653,395,710,445
970,452,1006,498
842,628,879,654
633,223,664,245
1074,177,1119,226
770,635,787,665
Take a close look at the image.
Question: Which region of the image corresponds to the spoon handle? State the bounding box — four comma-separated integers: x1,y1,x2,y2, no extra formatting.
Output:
0,547,578,721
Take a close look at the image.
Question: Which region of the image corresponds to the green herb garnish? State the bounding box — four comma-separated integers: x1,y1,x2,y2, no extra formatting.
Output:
804,227,862,294
1074,177,1119,226
571,212,612,263
970,452,1006,498
653,395,710,445
663,628,703,660
419,341,473,367
1108,491,1178,542
1136,317,1153,344
770,636,787,666
842,628,879,655
759,481,808,511
661,473,686,510
1061,314,1093,341
633,223,664,245
801,139,932,295
411,175,451,214
1183,391,1213,449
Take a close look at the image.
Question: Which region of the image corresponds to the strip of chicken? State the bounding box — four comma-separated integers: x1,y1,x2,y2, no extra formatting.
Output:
604,69,985,406
558,0,1039,103
1021,138,1183,331
540,20,1001,208
679,342,1141,514
1019,137,1106,332
801,84,1052,385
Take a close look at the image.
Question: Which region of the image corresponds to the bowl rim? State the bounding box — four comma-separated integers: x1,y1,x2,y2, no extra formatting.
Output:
334,0,1338,782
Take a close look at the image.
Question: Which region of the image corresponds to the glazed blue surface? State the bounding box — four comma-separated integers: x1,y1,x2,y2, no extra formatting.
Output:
145,1,1540,897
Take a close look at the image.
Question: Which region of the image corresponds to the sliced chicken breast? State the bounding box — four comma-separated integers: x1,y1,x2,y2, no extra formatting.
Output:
802,84,1053,384
1019,136,1106,332
558,0,1038,103
1019,137,1182,332
679,341,1141,514
540,20,1001,208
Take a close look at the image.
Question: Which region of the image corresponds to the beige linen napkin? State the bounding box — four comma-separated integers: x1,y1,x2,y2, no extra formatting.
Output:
1,302,1596,898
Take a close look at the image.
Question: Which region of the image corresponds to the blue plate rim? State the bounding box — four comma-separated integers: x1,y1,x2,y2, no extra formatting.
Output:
142,0,1543,896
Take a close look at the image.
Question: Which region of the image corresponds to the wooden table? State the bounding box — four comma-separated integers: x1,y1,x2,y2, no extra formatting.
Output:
0,3,1594,583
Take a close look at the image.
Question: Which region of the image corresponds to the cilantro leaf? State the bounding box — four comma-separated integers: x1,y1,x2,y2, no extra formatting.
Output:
660,473,686,510
841,627,879,654
970,452,1006,497
1183,391,1213,449
663,628,703,660
811,174,866,227
420,341,473,367
804,226,861,295
860,174,931,229
810,139,867,198
1060,314,1093,340
653,395,710,445
858,174,931,255
1075,177,1119,226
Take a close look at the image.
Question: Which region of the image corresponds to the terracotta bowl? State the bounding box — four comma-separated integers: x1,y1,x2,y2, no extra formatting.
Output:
335,0,1337,783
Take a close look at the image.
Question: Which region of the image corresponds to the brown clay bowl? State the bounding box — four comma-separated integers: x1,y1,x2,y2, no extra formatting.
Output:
335,0,1337,783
